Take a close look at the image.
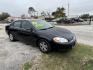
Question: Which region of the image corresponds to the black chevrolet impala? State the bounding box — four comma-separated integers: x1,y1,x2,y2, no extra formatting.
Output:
5,19,76,53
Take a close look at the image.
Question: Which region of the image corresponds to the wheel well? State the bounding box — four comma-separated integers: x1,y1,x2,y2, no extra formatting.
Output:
36,38,49,47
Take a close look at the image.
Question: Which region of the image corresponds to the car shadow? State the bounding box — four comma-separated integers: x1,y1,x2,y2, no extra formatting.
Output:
8,38,74,54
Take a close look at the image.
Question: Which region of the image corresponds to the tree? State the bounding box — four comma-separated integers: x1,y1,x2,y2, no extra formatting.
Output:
28,7,36,17
52,7,66,18
0,12,10,21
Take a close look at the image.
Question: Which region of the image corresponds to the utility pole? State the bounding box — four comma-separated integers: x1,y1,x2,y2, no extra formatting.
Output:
68,2,69,17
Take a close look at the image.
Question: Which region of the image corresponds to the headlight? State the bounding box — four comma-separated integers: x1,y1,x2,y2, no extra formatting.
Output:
53,37,68,44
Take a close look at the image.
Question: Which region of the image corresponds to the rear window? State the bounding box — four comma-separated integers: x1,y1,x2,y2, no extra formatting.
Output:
13,21,21,28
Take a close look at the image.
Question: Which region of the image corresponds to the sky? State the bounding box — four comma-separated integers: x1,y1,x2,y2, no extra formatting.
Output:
0,0,93,17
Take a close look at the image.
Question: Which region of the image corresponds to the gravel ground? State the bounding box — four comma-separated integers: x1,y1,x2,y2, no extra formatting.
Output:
0,24,41,70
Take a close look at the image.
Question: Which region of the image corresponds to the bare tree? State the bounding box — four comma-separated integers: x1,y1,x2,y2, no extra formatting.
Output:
41,11,46,17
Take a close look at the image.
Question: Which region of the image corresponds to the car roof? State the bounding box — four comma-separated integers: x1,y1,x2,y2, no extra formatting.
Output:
14,19,43,22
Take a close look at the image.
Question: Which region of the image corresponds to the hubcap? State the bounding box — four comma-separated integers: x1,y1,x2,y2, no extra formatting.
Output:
9,34,13,40
39,41,48,52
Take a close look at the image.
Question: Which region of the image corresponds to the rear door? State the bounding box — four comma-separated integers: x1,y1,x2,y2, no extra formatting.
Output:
18,20,36,44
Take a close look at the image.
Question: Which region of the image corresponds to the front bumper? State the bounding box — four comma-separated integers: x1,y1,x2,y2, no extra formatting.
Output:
51,37,76,49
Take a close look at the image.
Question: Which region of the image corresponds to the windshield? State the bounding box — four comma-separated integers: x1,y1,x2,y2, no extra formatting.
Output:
31,20,53,30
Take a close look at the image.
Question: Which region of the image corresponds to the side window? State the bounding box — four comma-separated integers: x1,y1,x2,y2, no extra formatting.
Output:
13,21,21,28
10,23,14,26
21,21,32,29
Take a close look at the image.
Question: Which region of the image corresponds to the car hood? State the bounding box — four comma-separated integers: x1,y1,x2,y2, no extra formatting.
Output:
37,27,74,41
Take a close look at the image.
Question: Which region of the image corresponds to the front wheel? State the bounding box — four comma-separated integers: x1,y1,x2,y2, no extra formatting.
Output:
38,39,51,53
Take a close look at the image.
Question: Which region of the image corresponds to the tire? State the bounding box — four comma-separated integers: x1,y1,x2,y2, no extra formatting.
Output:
9,33,16,41
38,39,51,53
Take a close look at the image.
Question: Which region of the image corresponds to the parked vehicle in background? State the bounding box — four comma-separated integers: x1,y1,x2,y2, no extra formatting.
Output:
49,22,57,25
5,19,76,53
53,17,75,24
71,18,84,22
45,17,54,22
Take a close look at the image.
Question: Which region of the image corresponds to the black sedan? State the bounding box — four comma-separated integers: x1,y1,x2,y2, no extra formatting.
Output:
5,19,76,53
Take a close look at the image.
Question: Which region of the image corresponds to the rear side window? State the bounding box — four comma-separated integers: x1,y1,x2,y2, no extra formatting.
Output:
21,21,32,29
13,21,21,28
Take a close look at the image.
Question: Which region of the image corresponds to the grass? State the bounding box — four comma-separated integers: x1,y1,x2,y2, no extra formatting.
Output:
23,62,32,70
23,43,93,70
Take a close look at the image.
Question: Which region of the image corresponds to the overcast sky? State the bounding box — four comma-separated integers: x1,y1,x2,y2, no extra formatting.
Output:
0,0,93,16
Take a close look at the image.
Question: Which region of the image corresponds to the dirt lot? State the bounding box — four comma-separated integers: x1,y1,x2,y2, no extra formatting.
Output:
0,24,41,70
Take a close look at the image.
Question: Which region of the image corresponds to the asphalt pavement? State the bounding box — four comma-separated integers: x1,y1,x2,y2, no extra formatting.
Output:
57,21,93,46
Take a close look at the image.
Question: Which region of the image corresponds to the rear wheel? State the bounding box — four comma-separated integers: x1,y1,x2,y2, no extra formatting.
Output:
9,33,16,41
38,39,51,53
